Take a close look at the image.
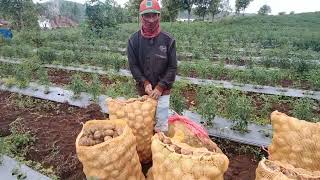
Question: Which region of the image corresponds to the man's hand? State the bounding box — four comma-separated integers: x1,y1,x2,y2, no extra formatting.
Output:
150,88,162,100
145,83,152,95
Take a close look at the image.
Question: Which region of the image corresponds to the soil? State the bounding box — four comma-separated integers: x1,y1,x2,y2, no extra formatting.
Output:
182,86,197,109
0,91,263,180
214,137,266,180
0,91,106,179
225,58,247,66
299,80,313,90
279,79,293,88
188,70,198,78
47,68,113,86
47,69,74,86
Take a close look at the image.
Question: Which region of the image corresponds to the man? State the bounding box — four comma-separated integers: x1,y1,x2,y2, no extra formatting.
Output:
127,0,177,131
127,0,177,100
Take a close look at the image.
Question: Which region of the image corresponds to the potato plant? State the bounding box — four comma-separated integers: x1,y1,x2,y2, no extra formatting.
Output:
226,91,253,132
105,79,137,99
170,81,187,115
60,50,75,65
307,69,320,90
36,67,50,93
68,74,88,99
38,47,57,64
88,74,102,101
196,85,220,125
292,98,316,121
14,60,40,88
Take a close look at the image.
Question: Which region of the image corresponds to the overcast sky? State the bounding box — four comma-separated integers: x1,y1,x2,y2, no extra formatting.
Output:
33,0,320,15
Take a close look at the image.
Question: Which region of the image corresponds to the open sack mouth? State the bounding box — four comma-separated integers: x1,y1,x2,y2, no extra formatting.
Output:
78,123,125,147
263,159,320,179
156,132,219,156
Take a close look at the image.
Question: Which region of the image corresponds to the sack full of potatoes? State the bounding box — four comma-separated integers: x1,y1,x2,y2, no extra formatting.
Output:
268,111,320,171
150,132,229,180
168,114,222,153
75,119,145,180
255,158,320,180
107,96,157,163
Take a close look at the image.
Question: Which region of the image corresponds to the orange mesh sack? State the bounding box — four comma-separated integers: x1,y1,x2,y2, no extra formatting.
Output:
75,119,145,180
255,158,320,180
107,96,157,163
269,111,320,171
150,132,229,180
168,114,222,153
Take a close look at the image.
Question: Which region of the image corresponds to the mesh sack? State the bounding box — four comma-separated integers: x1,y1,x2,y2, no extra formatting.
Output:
269,111,320,171
107,96,157,163
256,158,320,180
75,119,145,180
168,114,221,153
150,132,229,180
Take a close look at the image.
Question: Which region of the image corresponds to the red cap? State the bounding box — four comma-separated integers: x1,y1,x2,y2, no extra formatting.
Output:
139,0,161,15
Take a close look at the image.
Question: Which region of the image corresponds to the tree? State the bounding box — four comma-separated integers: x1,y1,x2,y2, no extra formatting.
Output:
0,0,38,30
112,1,132,23
125,0,142,22
208,0,221,21
258,4,271,15
219,0,232,17
162,0,181,22
235,0,254,16
36,0,86,22
70,3,81,22
290,11,295,15
194,0,210,21
278,11,286,15
85,0,116,36
181,0,197,22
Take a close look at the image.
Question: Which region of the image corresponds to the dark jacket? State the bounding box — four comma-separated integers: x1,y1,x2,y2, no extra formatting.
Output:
127,30,177,95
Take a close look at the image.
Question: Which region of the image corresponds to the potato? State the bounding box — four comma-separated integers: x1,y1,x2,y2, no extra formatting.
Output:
94,130,102,140
88,134,94,140
171,145,181,154
116,110,125,117
163,138,172,145
104,129,114,136
82,130,90,136
104,136,113,142
87,139,95,146
116,128,123,136
79,137,90,146
113,132,119,138
181,149,192,155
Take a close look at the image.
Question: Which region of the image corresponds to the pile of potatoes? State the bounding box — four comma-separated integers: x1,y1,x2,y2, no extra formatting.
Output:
78,124,124,146
264,160,299,177
256,158,320,180
158,132,216,156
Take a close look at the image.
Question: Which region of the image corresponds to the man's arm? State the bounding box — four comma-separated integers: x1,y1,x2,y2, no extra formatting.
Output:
127,39,147,85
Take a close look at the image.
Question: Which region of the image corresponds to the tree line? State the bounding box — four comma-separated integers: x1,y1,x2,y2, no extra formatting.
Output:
0,0,275,34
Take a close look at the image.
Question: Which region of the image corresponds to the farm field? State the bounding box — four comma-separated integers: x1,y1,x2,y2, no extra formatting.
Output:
0,11,319,180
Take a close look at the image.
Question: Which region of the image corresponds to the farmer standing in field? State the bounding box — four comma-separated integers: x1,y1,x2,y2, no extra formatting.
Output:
127,0,177,130
128,0,177,99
